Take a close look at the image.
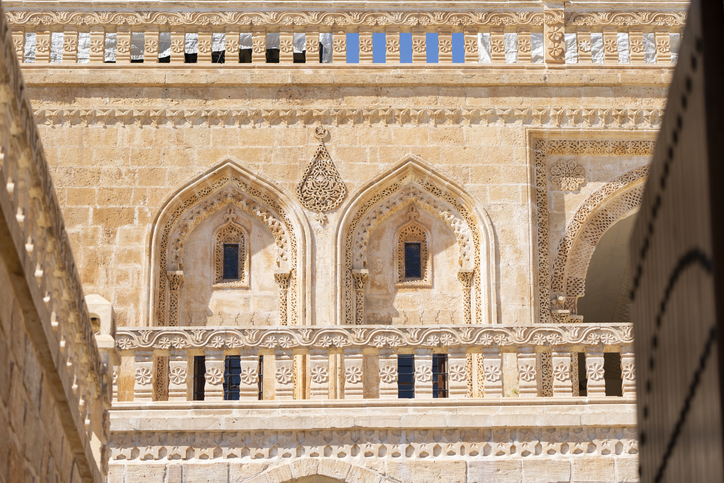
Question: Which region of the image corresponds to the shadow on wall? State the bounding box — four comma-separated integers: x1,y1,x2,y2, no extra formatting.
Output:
577,213,637,322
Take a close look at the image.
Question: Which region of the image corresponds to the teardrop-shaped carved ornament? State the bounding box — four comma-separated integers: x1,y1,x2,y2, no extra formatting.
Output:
296,127,347,219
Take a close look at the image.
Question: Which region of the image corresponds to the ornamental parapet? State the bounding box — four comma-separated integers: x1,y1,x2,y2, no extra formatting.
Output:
5,2,685,68
115,323,635,403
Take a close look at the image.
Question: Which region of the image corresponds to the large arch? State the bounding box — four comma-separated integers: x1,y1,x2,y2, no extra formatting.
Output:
550,165,648,315
146,160,311,326
245,459,394,483
335,156,497,325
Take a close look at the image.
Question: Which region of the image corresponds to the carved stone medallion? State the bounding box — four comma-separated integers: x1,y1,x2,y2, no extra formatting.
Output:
296,127,347,225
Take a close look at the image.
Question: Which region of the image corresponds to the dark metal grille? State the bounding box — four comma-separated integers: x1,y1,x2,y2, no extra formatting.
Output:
258,355,264,400
224,356,241,400
432,354,448,398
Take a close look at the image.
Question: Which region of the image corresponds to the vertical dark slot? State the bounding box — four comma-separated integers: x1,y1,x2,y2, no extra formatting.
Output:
266,49,280,63
185,52,197,63
258,355,264,400
193,356,206,401
398,354,415,398
432,354,448,398
578,352,588,396
239,49,252,63
212,51,226,63
224,356,240,400
604,352,623,397
293,51,306,63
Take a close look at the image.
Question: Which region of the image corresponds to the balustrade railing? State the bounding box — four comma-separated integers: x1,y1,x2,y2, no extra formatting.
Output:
115,324,635,403
6,9,685,67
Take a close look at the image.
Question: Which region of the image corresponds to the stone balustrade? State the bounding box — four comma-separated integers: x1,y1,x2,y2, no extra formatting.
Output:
115,323,635,402
5,7,685,66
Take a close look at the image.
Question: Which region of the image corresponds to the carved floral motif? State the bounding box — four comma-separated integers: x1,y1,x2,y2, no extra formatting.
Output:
550,160,585,191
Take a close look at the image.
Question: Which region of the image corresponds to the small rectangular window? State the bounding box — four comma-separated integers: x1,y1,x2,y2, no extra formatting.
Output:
432,354,448,398
193,356,206,401
223,244,240,280
404,242,422,279
398,354,415,398
604,353,623,397
224,356,241,400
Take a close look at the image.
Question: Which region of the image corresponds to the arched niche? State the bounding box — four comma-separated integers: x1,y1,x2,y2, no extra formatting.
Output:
550,165,647,317
147,160,310,326
336,156,497,325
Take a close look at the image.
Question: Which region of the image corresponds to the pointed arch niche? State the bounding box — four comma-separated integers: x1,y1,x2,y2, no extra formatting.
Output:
336,157,497,325
550,165,648,319
147,161,310,327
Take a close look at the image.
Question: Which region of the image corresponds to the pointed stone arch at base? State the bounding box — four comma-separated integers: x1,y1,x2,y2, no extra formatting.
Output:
147,160,311,327
335,156,497,325
550,165,648,314
245,459,394,483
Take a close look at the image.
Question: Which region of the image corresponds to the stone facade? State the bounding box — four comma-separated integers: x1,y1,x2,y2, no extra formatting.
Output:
3,0,685,481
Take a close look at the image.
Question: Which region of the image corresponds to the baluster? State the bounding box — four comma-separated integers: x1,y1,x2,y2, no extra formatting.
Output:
116,27,131,63
490,27,505,63
620,345,636,397
225,28,239,63
584,346,606,397
203,350,225,401
655,27,671,64
576,27,592,63
482,347,503,397
386,27,400,63
447,348,468,398
89,26,105,63
11,27,24,62
343,348,364,399
359,27,373,64
36,28,51,63
330,29,343,63
517,346,538,397
168,350,189,401
518,27,532,63
305,27,320,63
438,27,453,63
252,27,266,64
412,27,426,63
415,349,433,398
310,349,330,399
629,27,645,64
239,351,259,400
602,27,618,64
279,26,294,63
378,348,398,399
133,350,154,402
144,26,159,63
552,347,573,397
198,28,212,63
275,350,294,400
463,27,478,63
61,27,77,64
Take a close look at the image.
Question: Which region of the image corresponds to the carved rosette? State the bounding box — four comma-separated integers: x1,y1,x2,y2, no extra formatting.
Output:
274,271,291,326
550,160,586,192
296,127,347,226
351,269,369,325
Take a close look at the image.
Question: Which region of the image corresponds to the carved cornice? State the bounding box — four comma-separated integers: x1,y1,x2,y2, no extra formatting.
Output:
116,324,634,351
33,106,664,129
6,11,544,28
566,11,686,27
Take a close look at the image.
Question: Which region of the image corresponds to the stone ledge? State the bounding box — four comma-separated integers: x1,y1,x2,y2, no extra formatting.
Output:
20,65,674,87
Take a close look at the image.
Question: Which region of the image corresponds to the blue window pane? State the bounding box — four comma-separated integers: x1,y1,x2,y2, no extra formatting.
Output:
223,244,239,280
398,355,415,398
404,243,422,279
400,32,412,63
452,32,465,63
426,32,438,63
347,32,359,63
373,32,386,63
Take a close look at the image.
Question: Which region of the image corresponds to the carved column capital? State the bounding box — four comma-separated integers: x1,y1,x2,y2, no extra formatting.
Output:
274,271,291,290
166,271,185,291
457,269,475,289
351,269,369,291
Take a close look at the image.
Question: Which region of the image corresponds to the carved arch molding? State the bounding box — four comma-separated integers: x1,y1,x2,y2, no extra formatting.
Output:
339,158,496,325
151,161,305,327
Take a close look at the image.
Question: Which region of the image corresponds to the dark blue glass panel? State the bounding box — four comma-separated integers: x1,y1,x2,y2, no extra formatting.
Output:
223,244,239,280
398,354,415,398
404,243,422,279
